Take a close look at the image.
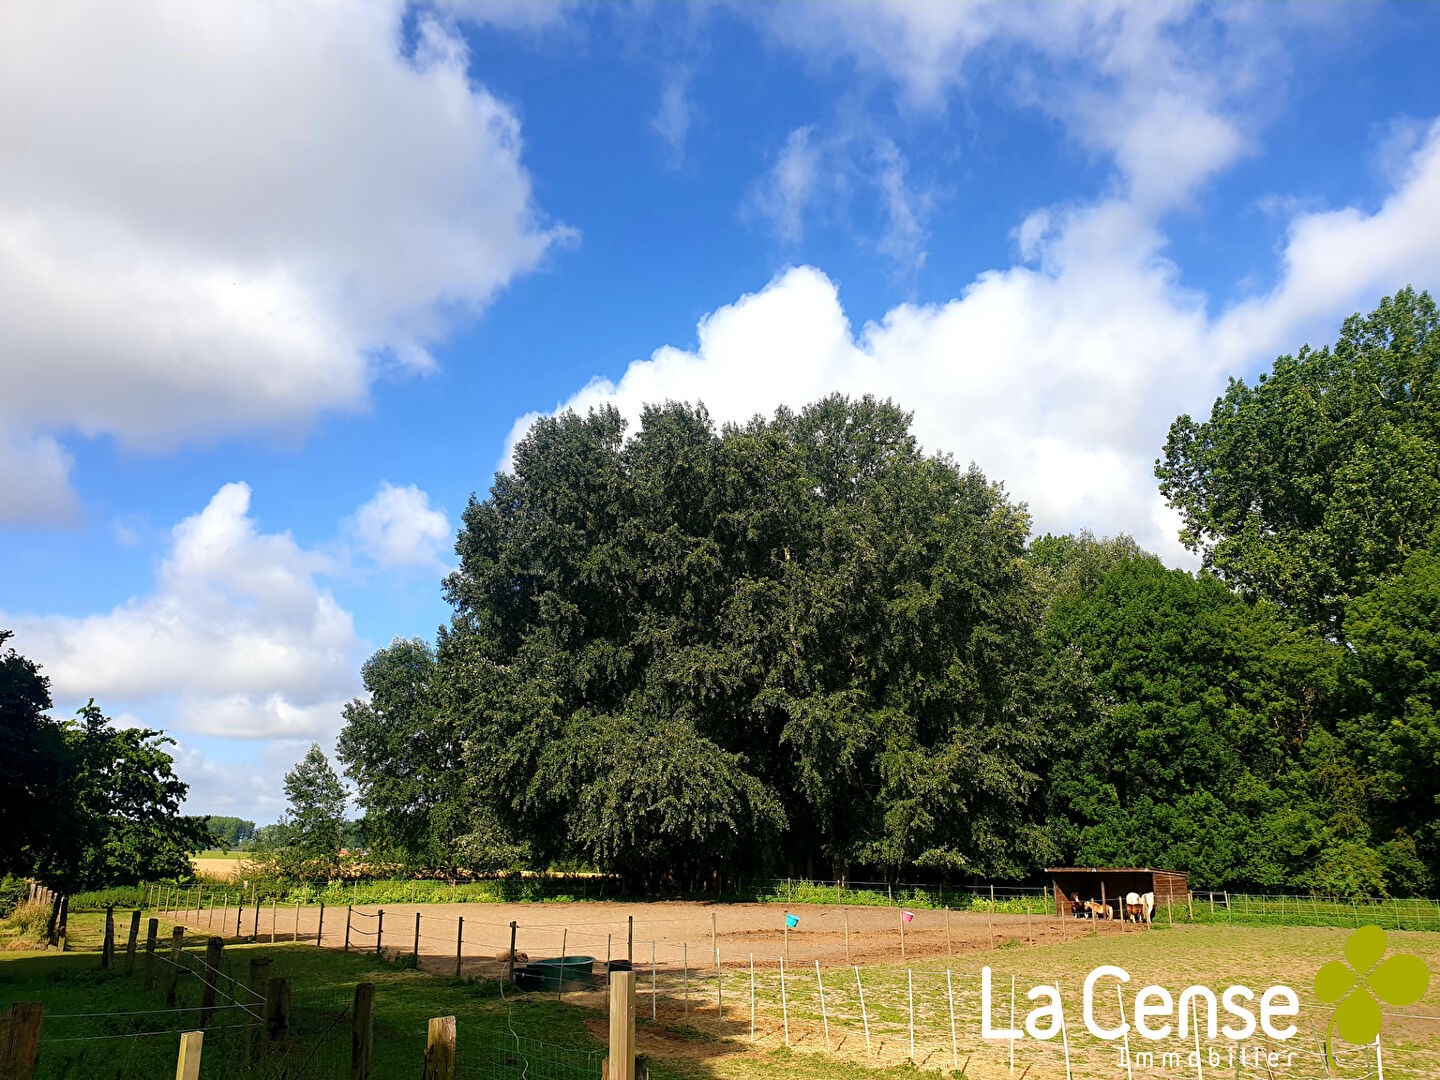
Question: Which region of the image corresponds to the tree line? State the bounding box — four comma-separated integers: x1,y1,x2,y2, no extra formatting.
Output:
330,288,1440,897
0,636,213,942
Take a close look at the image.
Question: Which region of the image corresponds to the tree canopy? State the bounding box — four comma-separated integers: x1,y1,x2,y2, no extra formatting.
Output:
205,816,256,848
0,637,211,942
1157,287,1440,633
334,290,1440,897
273,744,349,875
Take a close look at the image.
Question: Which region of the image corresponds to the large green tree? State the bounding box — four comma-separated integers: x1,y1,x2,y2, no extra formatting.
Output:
27,701,211,943
431,395,1055,883
0,630,65,877
1157,287,1440,633
336,638,481,871
275,744,348,875
1038,552,1347,890
204,816,256,848
1337,543,1440,890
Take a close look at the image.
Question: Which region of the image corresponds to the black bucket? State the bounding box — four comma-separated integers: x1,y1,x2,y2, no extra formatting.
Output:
607,959,632,983
512,967,546,992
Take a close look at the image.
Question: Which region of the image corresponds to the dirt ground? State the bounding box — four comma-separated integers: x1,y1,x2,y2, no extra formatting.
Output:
161,899,1437,1078
171,897,1147,978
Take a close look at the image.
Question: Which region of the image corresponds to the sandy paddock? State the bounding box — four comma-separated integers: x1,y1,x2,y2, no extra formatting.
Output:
163,898,1178,1077
169,897,1146,978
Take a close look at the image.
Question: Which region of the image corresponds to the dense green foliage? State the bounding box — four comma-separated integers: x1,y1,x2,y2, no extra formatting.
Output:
0,874,28,918
333,291,1440,897
204,815,256,848
254,743,350,877
1158,287,1440,633
0,643,212,939
27,703,212,897
0,631,65,878
431,395,1061,885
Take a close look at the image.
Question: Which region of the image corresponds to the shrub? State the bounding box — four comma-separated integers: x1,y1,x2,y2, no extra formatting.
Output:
3,899,52,940
0,875,29,919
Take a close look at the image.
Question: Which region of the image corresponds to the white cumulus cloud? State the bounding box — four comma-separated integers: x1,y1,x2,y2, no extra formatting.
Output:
346,482,453,573
510,119,1440,564
1,483,365,739
0,0,568,523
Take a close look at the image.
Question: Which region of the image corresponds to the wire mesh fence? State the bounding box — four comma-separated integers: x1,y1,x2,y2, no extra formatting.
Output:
1190,891,1440,930
25,929,355,1080
132,890,1440,1078
458,1030,605,1080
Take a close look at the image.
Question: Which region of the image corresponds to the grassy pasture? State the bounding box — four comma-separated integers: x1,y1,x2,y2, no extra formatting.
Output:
3,910,1438,1078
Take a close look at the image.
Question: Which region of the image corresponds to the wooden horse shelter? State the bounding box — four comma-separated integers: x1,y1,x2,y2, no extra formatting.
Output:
1046,867,1189,919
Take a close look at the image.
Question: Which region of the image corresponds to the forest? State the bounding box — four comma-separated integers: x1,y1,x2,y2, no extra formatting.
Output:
333,288,1440,897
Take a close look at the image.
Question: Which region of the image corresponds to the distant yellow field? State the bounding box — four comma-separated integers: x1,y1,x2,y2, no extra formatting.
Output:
189,857,247,880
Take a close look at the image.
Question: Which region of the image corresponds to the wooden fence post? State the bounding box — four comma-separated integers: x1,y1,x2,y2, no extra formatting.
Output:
607,969,636,1080
143,918,160,990
265,977,291,1051
350,983,375,1080
101,905,115,969
165,926,185,1006
200,938,223,1026
3,1003,43,1080
422,1016,456,1080
174,1030,203,1080
247,957,270,1063
124,910,141,976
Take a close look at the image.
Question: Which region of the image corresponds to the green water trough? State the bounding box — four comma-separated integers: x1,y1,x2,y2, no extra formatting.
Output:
514,956,595,992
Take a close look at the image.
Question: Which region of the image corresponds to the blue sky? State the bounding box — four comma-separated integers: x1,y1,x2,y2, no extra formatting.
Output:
3,1,1440,823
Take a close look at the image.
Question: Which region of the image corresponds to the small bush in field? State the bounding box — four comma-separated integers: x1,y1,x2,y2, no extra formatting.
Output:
4,899,52,940
0,875,29,918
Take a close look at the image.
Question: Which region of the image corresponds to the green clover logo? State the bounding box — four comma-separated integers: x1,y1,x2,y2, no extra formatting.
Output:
1314,925,1429,1066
